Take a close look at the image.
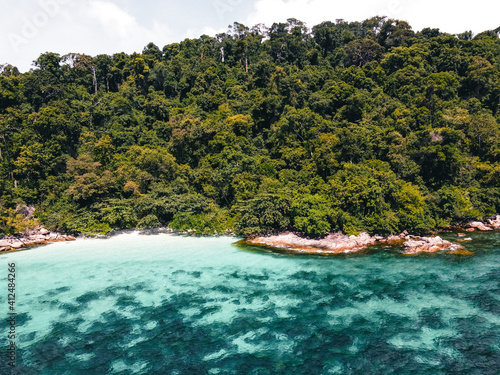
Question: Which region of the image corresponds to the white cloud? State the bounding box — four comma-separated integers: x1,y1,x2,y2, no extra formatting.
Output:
1,0,499,73
0,0,175,72
244,0,395,29
402,0,499,34
87,0,138,38
183,26,225,40
83,1,173,52
243,0,499,34
0,0,77,71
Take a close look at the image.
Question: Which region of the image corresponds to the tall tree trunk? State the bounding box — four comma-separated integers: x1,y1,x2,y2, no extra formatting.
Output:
91,67,98,95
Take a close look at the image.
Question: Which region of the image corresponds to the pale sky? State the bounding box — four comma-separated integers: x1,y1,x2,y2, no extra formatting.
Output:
1,0,499,72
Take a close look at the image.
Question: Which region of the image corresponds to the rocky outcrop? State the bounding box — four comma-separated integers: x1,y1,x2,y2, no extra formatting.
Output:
379,231,408,245
442,215,500,232
487,215,500,229
247,232,378,254
467,221,493,231
245,231,469,256
402,236,463,255
447,248,475,256
0,228,76,253
449,215,500,232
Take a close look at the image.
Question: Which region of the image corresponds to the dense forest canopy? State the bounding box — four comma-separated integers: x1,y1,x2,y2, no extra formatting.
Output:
1,17,500,236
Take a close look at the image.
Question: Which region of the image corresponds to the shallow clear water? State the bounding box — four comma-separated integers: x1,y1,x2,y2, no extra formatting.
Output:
0,232,499,374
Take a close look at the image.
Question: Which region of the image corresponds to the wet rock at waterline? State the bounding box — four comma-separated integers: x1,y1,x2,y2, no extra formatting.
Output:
402,236,464,255
245,231,469,256
0,227,76,252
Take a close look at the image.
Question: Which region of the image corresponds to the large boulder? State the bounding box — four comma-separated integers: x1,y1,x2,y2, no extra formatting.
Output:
380,232,408,245
0,230,78,253
10,241,24,249
0,240,11,247
247,232,377,254
468,221,493,231
403,236,461,255
487,215,500,229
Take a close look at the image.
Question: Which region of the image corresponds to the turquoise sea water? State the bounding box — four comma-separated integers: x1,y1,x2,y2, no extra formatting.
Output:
0,232,499,374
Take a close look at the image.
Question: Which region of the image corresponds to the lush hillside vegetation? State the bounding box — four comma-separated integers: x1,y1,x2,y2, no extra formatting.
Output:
1,18,499,236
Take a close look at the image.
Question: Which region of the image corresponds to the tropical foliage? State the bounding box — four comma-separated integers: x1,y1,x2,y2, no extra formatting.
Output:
1,18,499,236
